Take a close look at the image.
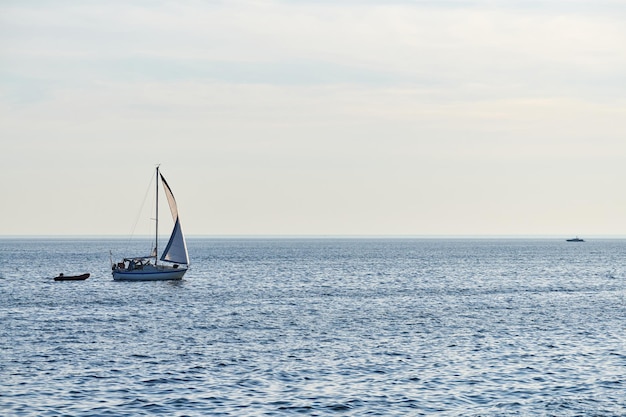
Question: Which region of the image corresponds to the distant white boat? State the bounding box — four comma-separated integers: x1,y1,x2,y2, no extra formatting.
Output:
566,237,585,242
112,166,189,281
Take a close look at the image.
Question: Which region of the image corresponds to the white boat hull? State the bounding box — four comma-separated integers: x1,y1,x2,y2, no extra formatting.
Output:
112,265,187,281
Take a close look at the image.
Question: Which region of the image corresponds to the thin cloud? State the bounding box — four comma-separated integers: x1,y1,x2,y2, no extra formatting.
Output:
1,0,626,235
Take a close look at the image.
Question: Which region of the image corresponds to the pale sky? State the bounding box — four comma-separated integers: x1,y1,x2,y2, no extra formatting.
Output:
2,0,626,236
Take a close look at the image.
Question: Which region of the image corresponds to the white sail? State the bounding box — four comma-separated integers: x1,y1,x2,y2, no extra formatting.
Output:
159,173,189,265
160,173,179,220
161,217,189,265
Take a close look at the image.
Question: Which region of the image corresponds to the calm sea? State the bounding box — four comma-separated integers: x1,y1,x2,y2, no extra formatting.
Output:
1,238,624,416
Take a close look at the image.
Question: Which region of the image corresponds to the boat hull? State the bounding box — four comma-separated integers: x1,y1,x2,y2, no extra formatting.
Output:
54,273,90,281
112,266,187,281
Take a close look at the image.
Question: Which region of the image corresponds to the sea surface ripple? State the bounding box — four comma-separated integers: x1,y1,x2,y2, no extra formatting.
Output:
1,238,624,416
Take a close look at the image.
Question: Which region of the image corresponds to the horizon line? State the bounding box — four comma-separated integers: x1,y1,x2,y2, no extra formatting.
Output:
2,234,626,239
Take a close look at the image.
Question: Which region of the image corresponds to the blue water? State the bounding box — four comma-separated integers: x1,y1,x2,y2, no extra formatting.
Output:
1,238,624,416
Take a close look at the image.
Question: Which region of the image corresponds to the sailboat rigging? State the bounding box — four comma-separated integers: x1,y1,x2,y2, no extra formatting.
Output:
112,166,189,281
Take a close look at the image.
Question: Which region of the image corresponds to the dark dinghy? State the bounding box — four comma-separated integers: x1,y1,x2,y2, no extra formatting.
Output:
54,273,90,281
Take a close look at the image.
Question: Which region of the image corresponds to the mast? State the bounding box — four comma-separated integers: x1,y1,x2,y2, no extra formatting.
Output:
155,165,159,265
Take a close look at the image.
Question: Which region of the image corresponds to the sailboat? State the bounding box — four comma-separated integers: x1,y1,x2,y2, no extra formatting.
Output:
112,166,189,281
